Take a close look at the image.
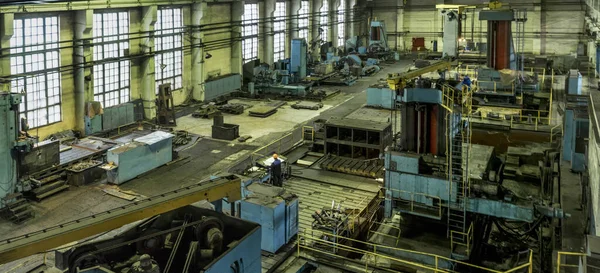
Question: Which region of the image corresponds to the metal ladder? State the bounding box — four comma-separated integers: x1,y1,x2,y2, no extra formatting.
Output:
514,9,527,94
448,86,472,257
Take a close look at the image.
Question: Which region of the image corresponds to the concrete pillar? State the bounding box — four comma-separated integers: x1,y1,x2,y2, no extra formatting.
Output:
192,3,206,100
346,0,355,38
231,1,244,73
290,0,301,39
263,0,276,65
140,6,157,119
289,0,302,56
74,10,93,135
312,0,323,43
0,13,14,93
331,0,340,48
311,0,323,59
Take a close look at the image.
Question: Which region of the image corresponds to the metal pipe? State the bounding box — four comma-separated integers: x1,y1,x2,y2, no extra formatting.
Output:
417,109,422,154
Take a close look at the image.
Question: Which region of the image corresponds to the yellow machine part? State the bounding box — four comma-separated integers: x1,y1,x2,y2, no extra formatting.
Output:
386,61,451,91
0,176,242,263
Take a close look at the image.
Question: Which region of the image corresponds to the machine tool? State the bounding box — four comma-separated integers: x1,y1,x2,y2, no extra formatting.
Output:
54,206,260,273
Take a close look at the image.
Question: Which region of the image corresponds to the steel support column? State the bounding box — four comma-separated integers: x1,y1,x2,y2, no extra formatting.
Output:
263,0,276,65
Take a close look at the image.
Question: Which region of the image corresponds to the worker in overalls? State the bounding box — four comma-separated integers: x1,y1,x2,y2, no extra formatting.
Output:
271,153,283,187
462,74,472,90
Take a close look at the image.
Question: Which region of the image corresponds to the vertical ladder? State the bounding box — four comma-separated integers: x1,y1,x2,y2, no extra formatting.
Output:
448,86,472,258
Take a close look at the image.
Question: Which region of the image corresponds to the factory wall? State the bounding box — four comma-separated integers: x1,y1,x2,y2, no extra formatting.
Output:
364,0,584,56
590,95,600,235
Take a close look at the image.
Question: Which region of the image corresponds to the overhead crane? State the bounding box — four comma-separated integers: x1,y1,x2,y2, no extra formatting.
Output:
0,175,242,263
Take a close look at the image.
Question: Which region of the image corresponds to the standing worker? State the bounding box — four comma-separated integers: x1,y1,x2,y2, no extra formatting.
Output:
462,74,472,90
271,153,283,187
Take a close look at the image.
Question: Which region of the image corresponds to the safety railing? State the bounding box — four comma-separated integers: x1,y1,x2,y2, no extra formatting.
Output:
250,126,304,163
473,107,560,128
387,188,442,219
450,222,474,255
368,220,402,247
348,193,382,234
475,80,516,94
556,251,586,273
302,125,315,141
441,84,456,113
298,229,534,273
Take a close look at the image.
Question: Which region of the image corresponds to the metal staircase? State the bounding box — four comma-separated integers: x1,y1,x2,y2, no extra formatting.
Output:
448,86,473,259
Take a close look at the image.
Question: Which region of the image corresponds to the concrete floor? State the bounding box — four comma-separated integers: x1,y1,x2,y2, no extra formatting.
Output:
0,60,413,272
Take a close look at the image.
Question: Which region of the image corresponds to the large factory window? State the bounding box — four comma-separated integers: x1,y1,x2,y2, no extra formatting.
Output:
242,3,259,63
93,12,130,108
10,16,61,128
320,0,329,41
337,0,345,46
155,8,183,93
274,2,286,62
298,1,309,41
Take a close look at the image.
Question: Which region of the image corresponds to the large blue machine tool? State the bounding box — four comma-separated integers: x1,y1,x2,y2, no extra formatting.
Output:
0,93,31,207
57,206,261,273
563,95,589,172
291,38,308,79
382,83,568,260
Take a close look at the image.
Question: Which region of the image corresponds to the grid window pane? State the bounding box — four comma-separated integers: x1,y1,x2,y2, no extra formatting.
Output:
299,1,309,40
93,12,130,107
321,0,329,41
155,8,183,94
10,16,61,128
242,3,259,63
274,2,286,61
338,0,346,46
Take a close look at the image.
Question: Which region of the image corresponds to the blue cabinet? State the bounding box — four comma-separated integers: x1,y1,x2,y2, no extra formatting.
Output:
106,131,173,184
239,183,299,253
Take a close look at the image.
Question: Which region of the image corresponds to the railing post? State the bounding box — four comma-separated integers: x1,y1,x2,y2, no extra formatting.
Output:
435,256,439,273
557,252,561,273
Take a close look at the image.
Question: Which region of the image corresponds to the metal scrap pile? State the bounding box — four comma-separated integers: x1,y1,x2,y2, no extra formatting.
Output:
173,130,192,147
311,201,350,253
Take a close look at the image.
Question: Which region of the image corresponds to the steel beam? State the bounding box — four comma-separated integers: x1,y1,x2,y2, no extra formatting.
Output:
0,175,242,263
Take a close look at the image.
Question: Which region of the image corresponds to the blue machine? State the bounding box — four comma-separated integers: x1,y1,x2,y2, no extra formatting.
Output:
565,69,583,95
0,93,31,207
105,131,173,184
63,206,262,273
563,95,589,172
239,183,299,253
291,38,307,79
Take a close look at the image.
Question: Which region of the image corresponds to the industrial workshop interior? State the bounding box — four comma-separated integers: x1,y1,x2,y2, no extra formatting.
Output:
0,0,598,272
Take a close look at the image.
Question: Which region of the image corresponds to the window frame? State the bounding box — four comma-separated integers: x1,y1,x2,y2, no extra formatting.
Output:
10,15,62,129
92,10,131,108
298,0,309,41
274,1,286,61
242,3,259,63
155,7,184,93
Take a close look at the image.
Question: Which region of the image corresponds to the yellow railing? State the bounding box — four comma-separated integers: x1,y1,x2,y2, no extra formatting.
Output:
250,126,304,163
474,107,560,128
475,80,516,94
298,230,534,273
450,222,474,255
441,84,456,113
302,125,315,141
368,220,402,247
556,251,586,273
387,188,442,219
